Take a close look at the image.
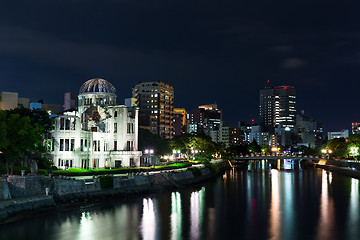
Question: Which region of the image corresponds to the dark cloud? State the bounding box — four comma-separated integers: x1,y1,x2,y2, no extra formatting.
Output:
1,1,360,132
281,58,307,69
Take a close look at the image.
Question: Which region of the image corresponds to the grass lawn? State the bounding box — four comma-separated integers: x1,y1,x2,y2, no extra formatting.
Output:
52,162,192,176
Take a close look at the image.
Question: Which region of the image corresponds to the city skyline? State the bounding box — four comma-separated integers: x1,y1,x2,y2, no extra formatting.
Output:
1,1,360,132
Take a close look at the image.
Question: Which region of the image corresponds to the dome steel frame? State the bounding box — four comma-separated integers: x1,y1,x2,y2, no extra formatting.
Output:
79,78,116,94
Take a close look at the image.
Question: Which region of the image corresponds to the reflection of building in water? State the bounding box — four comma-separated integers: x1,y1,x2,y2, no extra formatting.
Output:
170,192,182,240
141,198,156,240
190,187,205,240
48,78,142,169
269,169,280,240
316,170,335,240
347,178,360,238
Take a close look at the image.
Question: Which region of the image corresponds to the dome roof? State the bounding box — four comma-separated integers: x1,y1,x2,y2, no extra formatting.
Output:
79,78,116,95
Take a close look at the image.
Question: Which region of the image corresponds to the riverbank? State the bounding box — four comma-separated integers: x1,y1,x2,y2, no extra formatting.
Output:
0,161,230,224
301,159,360,179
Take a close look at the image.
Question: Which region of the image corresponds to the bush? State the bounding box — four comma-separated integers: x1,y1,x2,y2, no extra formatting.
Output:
38,169,48,175
204,160,219,175
99,175,114,189
188,167,202,176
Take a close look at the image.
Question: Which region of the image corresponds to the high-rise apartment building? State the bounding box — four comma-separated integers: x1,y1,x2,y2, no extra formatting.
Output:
260,84,296,133
132,81,174,139
174,108,187,136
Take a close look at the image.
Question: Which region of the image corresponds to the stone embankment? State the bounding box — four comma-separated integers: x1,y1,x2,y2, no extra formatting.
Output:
301,159,360,179
0,162,229,223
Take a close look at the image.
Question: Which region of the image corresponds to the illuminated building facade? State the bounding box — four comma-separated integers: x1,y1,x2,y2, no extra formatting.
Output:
47,78,141,169
132,81,174,139
352,122,360,134
219,126,243,147
190,104,222,135
174,108,187,136
260,85,296,133
327,129,349,140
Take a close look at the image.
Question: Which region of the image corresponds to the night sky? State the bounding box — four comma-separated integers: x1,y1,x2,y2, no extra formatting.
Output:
1,1,360,133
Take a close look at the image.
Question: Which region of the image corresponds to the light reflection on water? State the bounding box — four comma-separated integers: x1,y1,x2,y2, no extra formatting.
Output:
1,159,360,240
269,169,280,240
170,192,182,240
141,198,156,240
190,187,205,240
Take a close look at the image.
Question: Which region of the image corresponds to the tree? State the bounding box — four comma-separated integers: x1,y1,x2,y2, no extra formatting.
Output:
327,138,348,157
0,110,45,175
170,133,198,160
138,128,171,156
248,140,261,153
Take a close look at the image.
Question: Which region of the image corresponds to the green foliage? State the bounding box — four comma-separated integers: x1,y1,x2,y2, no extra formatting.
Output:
171,133,222,161
0,166,30,175
187,167,202,176
0,108,52,175
138,128,171,155
327,138,348,157
248,140,261,153
203,160,219,175
38,169,49,175
35,156,54,170
99,175,114,189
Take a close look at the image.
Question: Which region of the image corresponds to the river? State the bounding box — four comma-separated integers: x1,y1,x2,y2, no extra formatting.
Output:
1,159,360,240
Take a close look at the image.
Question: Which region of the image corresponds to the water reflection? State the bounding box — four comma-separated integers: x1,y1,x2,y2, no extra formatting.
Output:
316,170,336,240
79,212,93,240
3,160,360,240
141,198,156,240
347,178,360,238
170,192,182,240
269,169,280,240
190,187,205,240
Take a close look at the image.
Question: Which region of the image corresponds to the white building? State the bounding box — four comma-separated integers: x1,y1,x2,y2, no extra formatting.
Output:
327,129,349,140
47,78,142,169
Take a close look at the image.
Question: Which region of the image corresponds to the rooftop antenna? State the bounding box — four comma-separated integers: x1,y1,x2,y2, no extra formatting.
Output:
265,79,271,89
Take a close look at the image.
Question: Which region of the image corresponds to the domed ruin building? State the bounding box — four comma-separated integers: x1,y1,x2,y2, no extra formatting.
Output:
47,78,141,169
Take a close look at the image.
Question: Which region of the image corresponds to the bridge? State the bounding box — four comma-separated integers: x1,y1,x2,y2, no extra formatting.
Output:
234,155,325,161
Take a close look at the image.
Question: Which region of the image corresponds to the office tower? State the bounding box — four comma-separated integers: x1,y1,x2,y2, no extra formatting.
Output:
132,81,174,139
260,85,296,133
295,113,324,148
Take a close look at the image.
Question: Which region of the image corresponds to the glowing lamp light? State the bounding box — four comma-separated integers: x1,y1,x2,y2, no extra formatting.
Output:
321,149,327,154
145,149,149,154
328,149,333,154
149,149,154,154
271,147,278,152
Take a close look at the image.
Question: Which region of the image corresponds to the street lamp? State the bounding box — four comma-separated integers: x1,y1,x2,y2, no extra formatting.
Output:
144,149,154,166
271,147,278,156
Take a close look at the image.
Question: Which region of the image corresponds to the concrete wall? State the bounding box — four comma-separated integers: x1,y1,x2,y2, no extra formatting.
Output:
7,176,47,198
0,178,11,200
